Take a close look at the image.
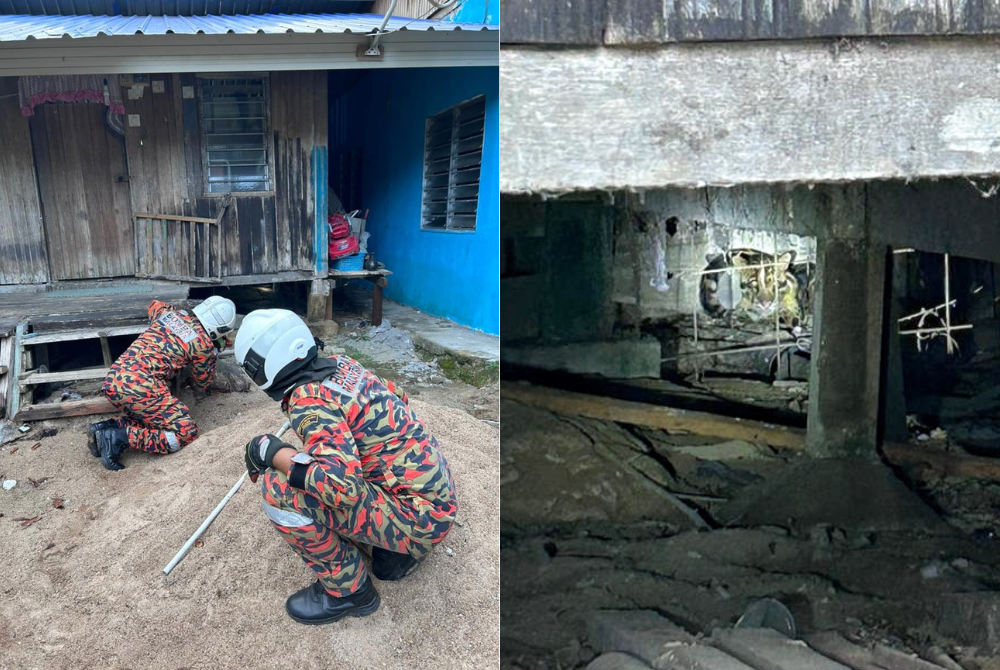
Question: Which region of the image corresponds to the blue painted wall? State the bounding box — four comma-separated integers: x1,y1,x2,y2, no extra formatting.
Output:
446,0,498,25
328,67,499,335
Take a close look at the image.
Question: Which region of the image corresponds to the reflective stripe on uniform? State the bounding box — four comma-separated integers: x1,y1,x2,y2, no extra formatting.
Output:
261,501,313,528
164,431,181,452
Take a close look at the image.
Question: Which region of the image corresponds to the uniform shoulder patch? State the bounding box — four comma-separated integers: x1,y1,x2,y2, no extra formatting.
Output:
322,358,364,400
158,311,199,344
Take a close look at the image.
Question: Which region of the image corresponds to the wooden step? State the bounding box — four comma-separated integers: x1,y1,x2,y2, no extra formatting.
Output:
16,397,116,421
23,324,147,346
20,367,109,385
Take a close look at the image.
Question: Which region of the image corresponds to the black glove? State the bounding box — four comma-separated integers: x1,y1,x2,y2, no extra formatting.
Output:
245,433,292,483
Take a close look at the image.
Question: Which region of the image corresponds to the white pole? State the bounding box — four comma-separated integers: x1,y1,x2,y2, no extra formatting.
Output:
162,420,292,576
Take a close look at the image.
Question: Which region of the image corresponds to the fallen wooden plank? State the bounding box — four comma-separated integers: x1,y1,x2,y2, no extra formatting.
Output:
20,368,109,385
501,382,807,450
16,397,116,421
23,324,147,346
504,381,1000,484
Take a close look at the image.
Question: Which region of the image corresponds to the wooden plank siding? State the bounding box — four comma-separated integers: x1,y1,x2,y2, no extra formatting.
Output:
0,77,48,285
30,102,134,280
124,71,323,279
272,70,327,273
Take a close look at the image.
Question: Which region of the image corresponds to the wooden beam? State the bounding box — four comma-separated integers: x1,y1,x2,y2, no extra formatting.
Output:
504,382,1000,483
16,396,116,421
20,367,109,385
134,213,218,224
137,274,223,284
881,442,1000,482
501,382,806,450
23,324,147,346
500,43,1000,192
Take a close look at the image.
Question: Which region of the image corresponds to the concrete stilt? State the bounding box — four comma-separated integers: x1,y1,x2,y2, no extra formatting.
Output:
806,237,886,458
306,278,330,323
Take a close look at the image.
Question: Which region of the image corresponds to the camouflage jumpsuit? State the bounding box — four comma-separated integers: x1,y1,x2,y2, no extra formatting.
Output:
102,300,217,454
260,355,457,596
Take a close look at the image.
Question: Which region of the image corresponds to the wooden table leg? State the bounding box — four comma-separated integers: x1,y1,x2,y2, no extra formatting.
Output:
325,280,335,321
372,284,383,326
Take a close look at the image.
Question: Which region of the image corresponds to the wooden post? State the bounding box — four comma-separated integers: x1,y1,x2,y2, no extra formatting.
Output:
7,323,25,420
99,337,113,367
372,284,384,326
325,280,335,321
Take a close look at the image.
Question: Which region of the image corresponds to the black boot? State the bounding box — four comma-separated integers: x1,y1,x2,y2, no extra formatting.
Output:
285,578,380,625
95,426,129,471
371,547,424,581
87,419,122,457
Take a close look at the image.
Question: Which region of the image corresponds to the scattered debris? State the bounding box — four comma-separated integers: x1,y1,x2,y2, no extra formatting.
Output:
44,542,55,550
15,516,40,527
28,477,51,488
51,498,64,509
59,390,82,402
194,539,204,548
17,425,29,433
445,547,454,556
38,428,57,438
2,479,15,491
9,447,17,454
30,442,40,450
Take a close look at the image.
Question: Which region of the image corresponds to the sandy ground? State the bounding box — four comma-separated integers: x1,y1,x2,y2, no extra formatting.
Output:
0,383,499,669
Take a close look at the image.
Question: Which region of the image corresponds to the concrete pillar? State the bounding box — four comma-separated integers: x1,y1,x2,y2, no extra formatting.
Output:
806,237,886,458
306,278,329,323
806,187,884,458
881,256,909,443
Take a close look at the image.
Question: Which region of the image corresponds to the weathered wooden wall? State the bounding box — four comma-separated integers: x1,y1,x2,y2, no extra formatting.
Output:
124,71,324,278
0,77,48,285
502,0,1000,44
500,41,1000,193
273,71,327,273
31,103,135,280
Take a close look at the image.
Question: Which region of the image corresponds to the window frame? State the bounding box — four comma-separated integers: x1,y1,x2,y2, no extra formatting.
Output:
197,72,275,198
420,94,486,233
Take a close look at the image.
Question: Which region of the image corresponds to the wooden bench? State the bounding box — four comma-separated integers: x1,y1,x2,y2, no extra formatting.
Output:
326,269,392,326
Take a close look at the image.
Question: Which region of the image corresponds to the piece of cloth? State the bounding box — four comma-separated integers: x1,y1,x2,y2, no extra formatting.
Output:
261,355,456,595
101,300,217,454
18,74,126,117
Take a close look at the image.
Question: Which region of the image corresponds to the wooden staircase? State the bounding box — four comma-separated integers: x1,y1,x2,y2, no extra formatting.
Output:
8,324,148,421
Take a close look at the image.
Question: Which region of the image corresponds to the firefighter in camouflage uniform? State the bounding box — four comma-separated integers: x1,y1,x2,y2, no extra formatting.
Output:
88,296,237,471
235,309,457,625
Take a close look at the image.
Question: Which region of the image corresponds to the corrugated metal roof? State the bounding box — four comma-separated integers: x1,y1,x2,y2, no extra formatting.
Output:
0,1,373,17
0,12,497,41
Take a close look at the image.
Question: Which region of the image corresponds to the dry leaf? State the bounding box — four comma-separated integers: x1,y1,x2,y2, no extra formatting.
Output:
30,442,41,451
51,498,64,509
17,516,40,527
9,447,17,454
194,539,204,548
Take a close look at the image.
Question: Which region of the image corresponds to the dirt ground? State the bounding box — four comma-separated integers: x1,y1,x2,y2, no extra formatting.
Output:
0,377,499,669
501,402,1000,670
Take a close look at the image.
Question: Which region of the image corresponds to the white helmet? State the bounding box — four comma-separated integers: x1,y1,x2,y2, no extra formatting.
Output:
234,309,315,390
192,296,237,341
